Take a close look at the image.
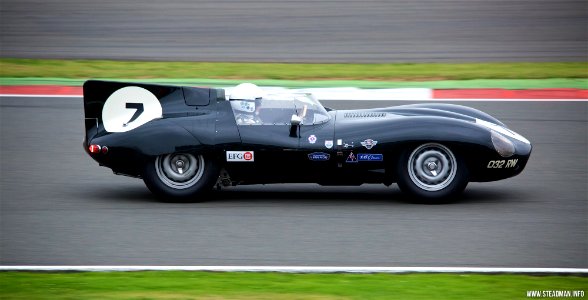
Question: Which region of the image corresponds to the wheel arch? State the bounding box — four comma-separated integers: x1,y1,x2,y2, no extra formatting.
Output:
142,151,221,201
378,119,495,185
88,121,209,177
393,140,472,202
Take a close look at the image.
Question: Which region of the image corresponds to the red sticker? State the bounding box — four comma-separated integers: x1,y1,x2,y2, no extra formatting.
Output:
244,152,253,160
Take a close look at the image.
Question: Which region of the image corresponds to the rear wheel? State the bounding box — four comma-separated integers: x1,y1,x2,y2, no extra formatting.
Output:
396,143,468,203
143,152,219,202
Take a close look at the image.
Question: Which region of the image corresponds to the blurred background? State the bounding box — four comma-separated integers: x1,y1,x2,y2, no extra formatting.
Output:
2,0,586,63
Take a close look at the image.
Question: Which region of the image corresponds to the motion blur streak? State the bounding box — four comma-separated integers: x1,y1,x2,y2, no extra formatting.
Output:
1,0,586,62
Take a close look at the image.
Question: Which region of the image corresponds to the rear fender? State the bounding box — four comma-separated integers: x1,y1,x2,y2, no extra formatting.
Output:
83,80,223,176
88,119,206,176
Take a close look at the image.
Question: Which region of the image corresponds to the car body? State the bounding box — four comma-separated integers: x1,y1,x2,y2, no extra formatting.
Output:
83,80,532,202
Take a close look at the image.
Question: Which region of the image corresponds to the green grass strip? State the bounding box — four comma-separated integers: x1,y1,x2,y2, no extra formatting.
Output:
1,77,587,89
1,58,586,81
1,271,586,300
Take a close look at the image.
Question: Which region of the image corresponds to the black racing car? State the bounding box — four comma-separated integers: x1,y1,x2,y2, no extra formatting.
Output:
83,80,531,202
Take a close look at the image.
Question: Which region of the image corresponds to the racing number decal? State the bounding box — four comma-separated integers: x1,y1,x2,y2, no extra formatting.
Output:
487,159,518,169
102,86,162,133
124,103,145,126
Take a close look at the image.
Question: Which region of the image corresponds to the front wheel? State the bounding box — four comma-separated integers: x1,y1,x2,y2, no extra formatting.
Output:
143,152,219,202
396,143,468,203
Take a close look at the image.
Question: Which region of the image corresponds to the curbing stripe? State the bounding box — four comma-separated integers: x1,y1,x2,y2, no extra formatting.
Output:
430,98,588,102
434,88,588,99
1,94,82,98
2,77,588,89
0,266,587,273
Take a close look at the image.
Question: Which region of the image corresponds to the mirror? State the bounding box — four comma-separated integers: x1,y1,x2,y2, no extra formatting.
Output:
290,114,302,137
290,114,302,126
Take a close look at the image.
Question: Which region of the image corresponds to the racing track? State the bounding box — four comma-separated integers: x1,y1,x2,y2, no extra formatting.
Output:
1,0,587,62
1,97,586,267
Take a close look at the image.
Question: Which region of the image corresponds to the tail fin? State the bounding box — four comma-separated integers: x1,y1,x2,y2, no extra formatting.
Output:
83,80,224,141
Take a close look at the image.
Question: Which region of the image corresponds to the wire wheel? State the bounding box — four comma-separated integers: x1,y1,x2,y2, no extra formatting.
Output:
407,143,457,192
155,153,204,189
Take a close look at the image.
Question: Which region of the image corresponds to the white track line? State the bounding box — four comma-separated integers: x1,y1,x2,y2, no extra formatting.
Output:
0,266,586,273
1,94,586,102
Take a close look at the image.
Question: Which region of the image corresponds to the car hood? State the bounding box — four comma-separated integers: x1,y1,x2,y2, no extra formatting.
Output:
334,103,482,124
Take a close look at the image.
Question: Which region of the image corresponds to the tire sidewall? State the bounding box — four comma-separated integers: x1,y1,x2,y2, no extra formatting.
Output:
143,153,220,202
396,143,468,203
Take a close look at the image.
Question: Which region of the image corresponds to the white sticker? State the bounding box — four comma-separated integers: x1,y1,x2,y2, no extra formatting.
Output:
325,140,333,149
308,135,317,144
102,86,163,133
227,151,254,162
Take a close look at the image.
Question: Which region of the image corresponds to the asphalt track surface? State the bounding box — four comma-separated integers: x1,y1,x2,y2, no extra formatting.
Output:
0,97,586,267
2,0,587,62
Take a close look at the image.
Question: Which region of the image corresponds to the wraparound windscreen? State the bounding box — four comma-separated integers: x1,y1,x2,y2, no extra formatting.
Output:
230,93,330,126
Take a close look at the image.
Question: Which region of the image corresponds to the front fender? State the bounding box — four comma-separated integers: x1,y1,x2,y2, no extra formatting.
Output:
336,116,493,150
369,117,530,182
335,115,517,182
391,103,506,127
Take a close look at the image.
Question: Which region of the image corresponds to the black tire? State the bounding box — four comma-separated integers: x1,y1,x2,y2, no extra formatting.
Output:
396,143,468,203
142,152,220,202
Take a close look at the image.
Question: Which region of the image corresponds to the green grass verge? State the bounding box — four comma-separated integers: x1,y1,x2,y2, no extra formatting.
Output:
1,271,586,300
1,58,586,81
2,77,588,89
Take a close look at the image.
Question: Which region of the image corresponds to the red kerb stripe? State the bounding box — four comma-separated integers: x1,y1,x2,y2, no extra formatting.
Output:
433,88,588,99
0,85,83,95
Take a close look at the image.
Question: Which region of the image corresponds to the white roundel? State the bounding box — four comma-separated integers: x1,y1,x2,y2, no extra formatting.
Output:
102,86,163,133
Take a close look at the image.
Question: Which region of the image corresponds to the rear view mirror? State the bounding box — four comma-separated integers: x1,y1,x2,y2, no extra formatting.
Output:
290,114,302,137
290,114,302,126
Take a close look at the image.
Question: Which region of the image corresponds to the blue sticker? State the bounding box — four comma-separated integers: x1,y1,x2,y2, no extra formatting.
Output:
357,153,383,161
346,151,358,163
308,152,330,161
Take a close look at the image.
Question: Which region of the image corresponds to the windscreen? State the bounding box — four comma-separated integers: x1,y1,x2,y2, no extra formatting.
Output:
229,93,329,126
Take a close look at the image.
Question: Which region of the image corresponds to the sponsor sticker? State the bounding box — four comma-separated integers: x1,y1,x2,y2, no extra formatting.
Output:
308,135,317,144
337,139,343,146
357,153,383,161
360,139,378,150
226,151,254,162
346,151,358,163
343,142,354,148
325,140,333,149
308,152,330,161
